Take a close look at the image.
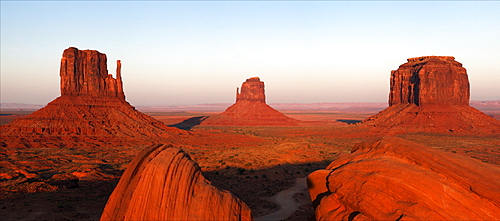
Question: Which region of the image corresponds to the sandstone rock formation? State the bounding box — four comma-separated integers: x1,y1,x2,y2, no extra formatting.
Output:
307,137,500,220
60,47,125,99
1,47,183,148
389,56,469,106
236,77,266,102
363,56,500,133
101,144,253,221
202,77,298,126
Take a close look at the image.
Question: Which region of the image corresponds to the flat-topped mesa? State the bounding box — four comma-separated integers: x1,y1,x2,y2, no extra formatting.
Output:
60,47,125,99
389,56,469,106
236,77,266,103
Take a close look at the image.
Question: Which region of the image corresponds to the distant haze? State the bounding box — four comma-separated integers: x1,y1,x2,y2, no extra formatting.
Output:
1,1,499,106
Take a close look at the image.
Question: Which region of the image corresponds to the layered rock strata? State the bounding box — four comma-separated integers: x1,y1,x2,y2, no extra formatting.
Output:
389,56,469,106
307,137,500,220
101,144,253,221
202,77,298,126
60,47,125,99
363,56,500,133
1,47,182,147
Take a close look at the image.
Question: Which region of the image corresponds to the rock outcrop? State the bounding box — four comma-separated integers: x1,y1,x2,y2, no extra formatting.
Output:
236,77,266,102
307,137,500,220
389,56,469,106
101,144,253,221
363,56,500,133
0,47,183,148
60,47,125,99
202,77,298,126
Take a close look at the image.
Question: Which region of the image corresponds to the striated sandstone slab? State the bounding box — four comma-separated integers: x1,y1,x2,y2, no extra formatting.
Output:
101,144,253,221
307,137,500,220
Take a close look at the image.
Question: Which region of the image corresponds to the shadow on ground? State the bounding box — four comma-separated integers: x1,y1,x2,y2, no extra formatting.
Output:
336,119,362,125
169,116,209,130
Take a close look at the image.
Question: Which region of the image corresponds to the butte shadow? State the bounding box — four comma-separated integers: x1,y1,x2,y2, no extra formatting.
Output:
200,77,299,126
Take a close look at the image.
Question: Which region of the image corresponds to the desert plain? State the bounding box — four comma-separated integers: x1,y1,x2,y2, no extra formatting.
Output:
1,101,499,220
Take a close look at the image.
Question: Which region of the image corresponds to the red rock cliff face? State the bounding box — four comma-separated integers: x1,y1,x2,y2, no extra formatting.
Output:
101,144,253,221
236,77,265,102
60,47,125,99
308,137,500,221
389,56,469,106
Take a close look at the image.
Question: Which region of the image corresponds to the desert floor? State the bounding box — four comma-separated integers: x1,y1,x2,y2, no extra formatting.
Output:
1,110,499,220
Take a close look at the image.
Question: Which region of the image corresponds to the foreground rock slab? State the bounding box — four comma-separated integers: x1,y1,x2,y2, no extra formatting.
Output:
307,137,500,220
101,144,253,221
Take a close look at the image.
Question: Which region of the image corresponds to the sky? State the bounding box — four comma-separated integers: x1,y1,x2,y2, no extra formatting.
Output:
1,1,499,106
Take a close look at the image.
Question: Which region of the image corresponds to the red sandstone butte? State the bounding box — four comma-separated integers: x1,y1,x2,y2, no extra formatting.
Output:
101,144,253,221
0,47,182,147
202,77,298,126
60,47,125,99
307,137,500,220
363,56,500,133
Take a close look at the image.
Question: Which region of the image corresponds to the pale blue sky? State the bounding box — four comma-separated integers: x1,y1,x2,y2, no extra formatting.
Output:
1,1,499,106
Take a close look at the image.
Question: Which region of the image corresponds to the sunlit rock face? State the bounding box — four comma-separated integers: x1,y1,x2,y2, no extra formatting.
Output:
307,137,500,221
362,56,500,133
236,77,266,102
202,77,298,126
60,47,125,99
389,56,469,106
0,47,183,143
101,144,253,221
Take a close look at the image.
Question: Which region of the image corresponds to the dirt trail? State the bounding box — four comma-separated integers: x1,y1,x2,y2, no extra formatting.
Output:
255,177,309,221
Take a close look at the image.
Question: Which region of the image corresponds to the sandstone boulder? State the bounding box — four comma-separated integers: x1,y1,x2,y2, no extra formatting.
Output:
307,137,500,220
101,144,253,221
